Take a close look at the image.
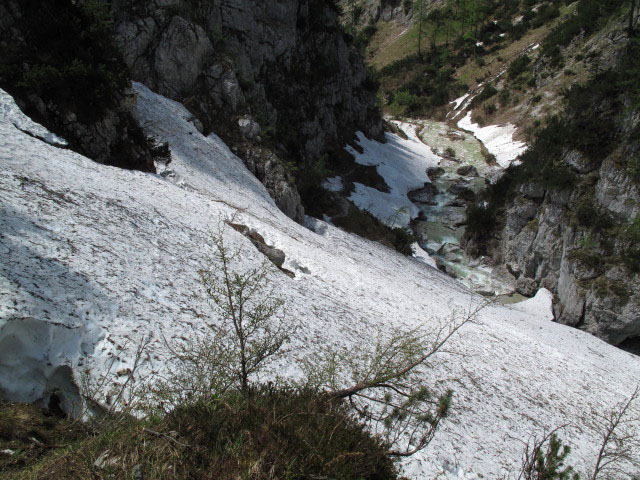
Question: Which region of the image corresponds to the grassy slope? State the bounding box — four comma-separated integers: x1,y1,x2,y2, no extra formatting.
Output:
366,1,632,145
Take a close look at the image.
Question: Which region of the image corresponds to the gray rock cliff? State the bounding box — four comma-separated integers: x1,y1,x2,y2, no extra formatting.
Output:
111,0,384,222
492,151,640,347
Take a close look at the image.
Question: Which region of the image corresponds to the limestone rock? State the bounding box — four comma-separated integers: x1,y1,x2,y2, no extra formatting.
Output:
456,165,479,177
111,0,383,222
153,16,214,98
408,183,439,204
516,277,538,297
238,116,261,141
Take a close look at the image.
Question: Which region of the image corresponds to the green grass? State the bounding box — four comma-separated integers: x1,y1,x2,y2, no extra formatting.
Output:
3,387,397,480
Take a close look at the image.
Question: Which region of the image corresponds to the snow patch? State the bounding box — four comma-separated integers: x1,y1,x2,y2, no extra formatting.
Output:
0,89,68,147
411,242,437,268
347,123,439,228
458,112,527,168
511,288,555,320
322,176,343,192
451,93,471,111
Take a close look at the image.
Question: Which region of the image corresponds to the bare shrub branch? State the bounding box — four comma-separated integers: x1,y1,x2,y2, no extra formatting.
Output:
303,301,483,457
589,384,640,480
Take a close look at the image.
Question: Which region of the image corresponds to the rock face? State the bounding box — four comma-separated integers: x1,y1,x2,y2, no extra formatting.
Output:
490,155,640,346
111,0,384,222
338,0,412,27
0,1,157,172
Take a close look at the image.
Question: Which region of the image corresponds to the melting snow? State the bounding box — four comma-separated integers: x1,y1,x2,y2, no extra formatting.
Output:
0,89,68,147
347,123,439,228
1,86,639,479
458,112,527,168
322,175,343,192
451,93,471,111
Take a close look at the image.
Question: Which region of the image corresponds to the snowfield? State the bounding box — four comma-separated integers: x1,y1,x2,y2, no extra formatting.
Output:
458,111,528,168
348,122,439,228
1,85,639,479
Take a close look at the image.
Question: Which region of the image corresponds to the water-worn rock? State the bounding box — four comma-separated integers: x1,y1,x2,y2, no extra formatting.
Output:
427,166,445,181
408,182,439,204
448,181,476,202
456,165,479,177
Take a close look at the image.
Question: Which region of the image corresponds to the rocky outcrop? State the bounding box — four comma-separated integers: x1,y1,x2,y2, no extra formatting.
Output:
0,0,157,172
490,157,640,346
111,0,384,222
339,0,413,27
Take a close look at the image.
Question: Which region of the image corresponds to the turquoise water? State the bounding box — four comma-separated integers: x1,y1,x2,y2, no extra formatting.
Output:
409,120,516,298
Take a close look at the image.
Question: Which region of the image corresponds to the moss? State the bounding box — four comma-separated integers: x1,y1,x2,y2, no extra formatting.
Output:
568,248,603,270
591,277,631,302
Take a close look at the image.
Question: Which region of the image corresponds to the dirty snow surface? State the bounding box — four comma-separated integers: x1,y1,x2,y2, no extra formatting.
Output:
458,111,527,168
348,122,439,228
1,84,640,479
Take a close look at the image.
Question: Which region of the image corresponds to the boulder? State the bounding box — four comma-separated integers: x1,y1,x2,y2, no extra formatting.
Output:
238,115,262,141
456,165,479,177
448,181,476,202
516,277,538,297
408,183,439,204
427,166,445,181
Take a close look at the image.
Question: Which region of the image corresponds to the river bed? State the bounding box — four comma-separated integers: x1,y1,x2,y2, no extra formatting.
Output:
407,119,518,299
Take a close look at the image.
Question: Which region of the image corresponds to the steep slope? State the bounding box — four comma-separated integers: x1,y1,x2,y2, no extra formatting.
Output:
110,0,385,221
355,0,640,346
463,21,640,348
0,0,158,172
1,86,640,478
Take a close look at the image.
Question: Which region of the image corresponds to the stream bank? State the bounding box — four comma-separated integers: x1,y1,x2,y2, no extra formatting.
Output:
407,119,521,300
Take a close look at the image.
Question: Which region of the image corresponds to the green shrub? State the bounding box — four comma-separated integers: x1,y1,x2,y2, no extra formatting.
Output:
379,53,422,77
499,88,511,106
332,205,415,255
4,388,397,480
542,0,621,60
575,198,614,231
167,387,397,480
623,216,640,272
470,84,498,107
394,90,419,106
629,154,640,183
465,203,497,248
0,0,130,122
508,54,531,79
484,102,497,115
297,154,335,216
522,433,580,480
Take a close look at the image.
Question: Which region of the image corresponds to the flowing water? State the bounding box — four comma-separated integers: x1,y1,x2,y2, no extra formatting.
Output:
408,119,517,299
